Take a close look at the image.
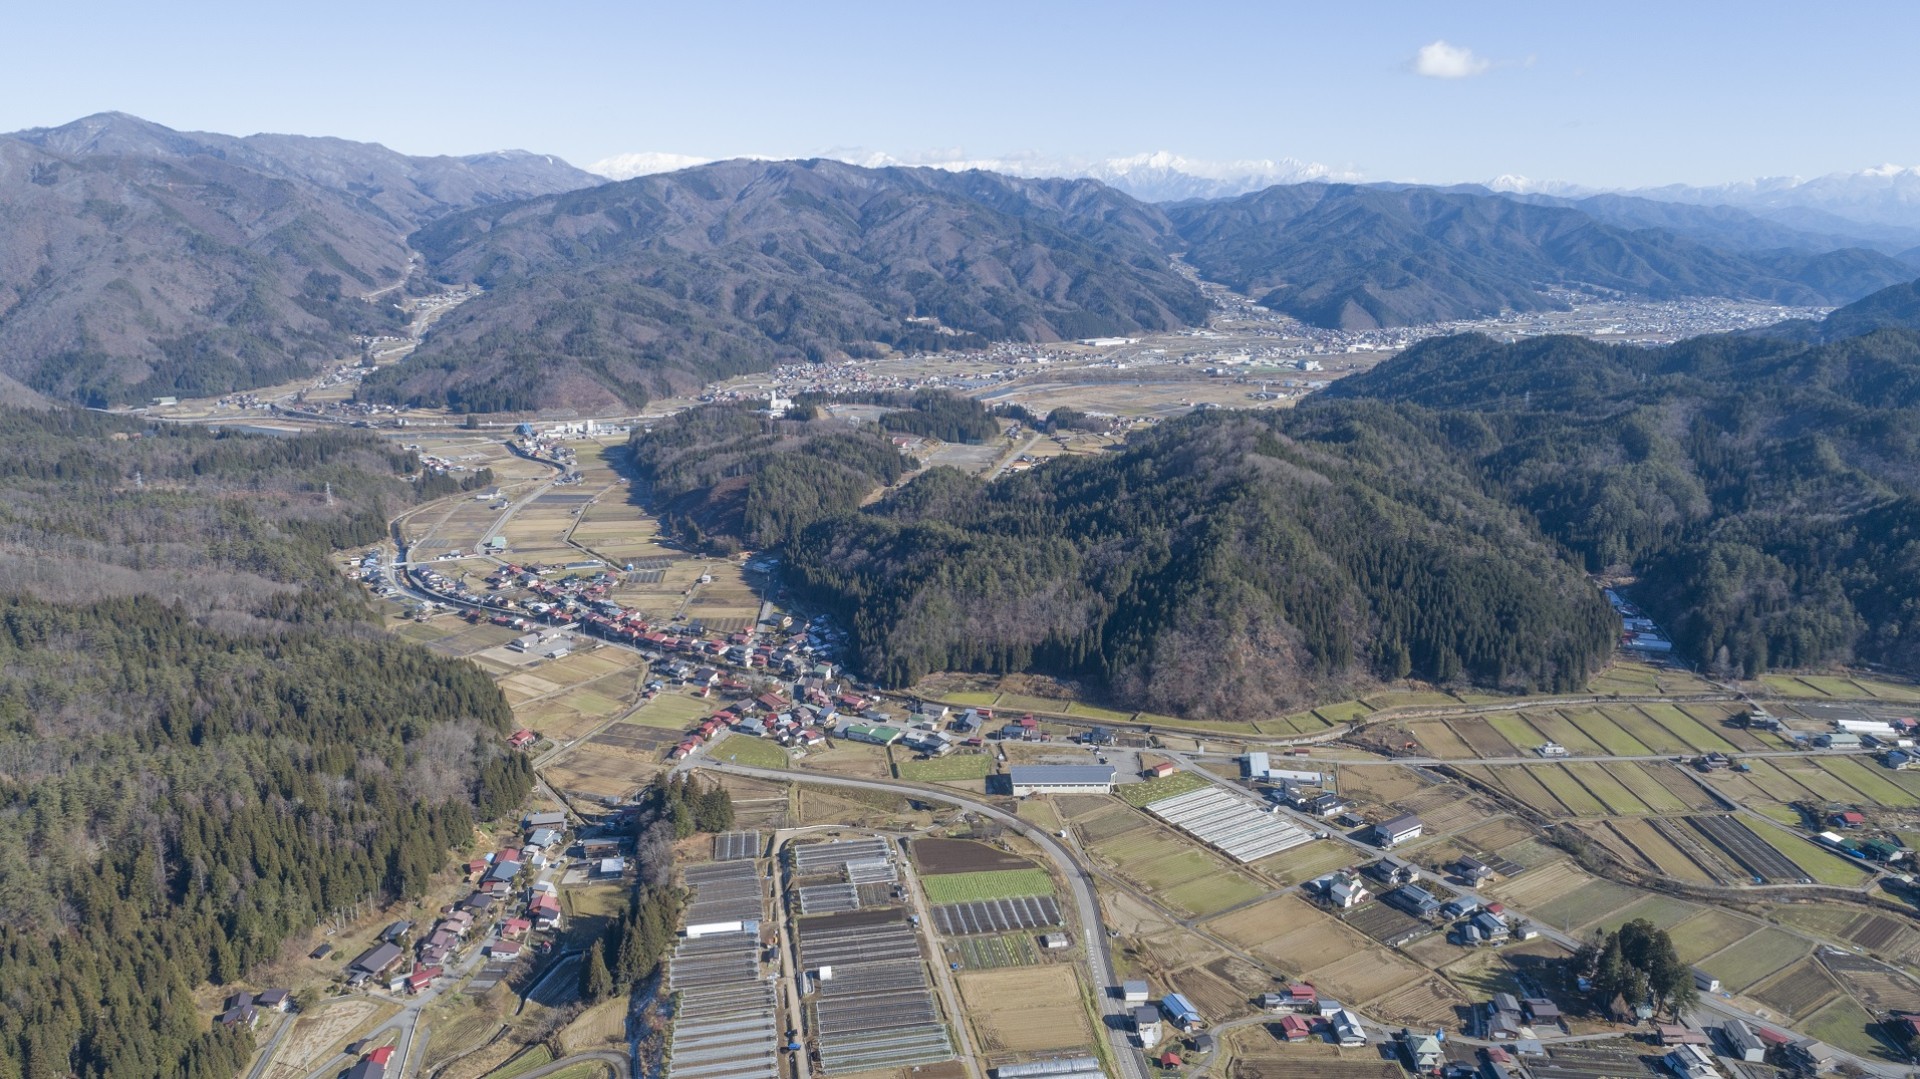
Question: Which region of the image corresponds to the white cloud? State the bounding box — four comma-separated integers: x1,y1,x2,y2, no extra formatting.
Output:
1410,40,1491,79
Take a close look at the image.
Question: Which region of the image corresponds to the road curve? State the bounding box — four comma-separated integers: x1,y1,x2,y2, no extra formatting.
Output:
692,761,1151,1079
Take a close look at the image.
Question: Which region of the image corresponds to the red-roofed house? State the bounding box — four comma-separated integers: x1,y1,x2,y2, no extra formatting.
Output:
1157,1052,1182,1069
1831,811,1867,828
368,1046,396,1066
1145,762,1177,779
406,966,442,993
530,892,561,929
508,729,537,750
502,917,531,939
1276,1015,1312,1041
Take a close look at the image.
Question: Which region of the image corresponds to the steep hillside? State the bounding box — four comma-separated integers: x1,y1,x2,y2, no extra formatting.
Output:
1169,184,1915,329
1322,278,1920,673
359,159,1209,413
780,408,1615,719
0,113,597,404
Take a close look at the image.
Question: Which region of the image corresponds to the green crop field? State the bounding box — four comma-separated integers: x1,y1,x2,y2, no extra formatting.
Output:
1749,824,1872,886
1802,997,1896,1060
1605,707,1687,754
1532,878,1644,932
1522,712,1608,755
922,868,1055,903
1813,757,1919,808
1485,713,1545,752
1118,770,1210,806
1534,767,1608,816
1602,763,1690,813
1697,927,1808,991
1563,762,1652,815
1667,910,1763,964
1563,711,1654,756
1066,702,1137,722
1591,895,1699,935
897,754,994,781
956,934,1039,969
1638,704,1739,753
711,736,790,769
485,1046,556,1079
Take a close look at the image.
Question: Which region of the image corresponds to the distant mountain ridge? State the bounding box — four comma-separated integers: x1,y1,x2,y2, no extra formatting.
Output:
1167,184,1917,329
0,112,598,404
358,158,1210,413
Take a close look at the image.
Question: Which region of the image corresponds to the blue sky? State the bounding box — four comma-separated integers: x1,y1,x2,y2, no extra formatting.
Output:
7,0,1916,187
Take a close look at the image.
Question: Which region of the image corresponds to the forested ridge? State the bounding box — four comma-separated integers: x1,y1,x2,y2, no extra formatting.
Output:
0,409,528,1078
634,281,1920,716
1322,279,1920,675
780,408,1616,718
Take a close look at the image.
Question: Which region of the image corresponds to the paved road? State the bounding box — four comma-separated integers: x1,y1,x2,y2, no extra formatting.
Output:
510,1049,631,1079
694,761,1152,1079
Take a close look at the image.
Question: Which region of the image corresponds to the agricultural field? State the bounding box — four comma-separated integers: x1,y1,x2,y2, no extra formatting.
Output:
1485,861,1590,911
897,754,995,782
916,839,1034,874
1761,673,1920,701
1594,819,1721,883
1588,660,1715,697
1665,909,1768,965
1304,947,1430,1004
709,735,791,769
1117,770,1211,806
1696,927,1810,992
1768,903,1920,960
921,869,1054,904
543,720,676,800
951,934,1041,970
1800,996,1895,1061
1364,975,1471,1028
1209,896,1374,972
1748,957,1843,1020
1088,824,1269,916
956,966,1096,1055
1587,894,1700,935
1249,840,1355,885
259,999,396,1079
1225,1030,1402,1079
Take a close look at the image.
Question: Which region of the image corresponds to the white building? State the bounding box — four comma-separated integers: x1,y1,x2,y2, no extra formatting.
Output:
1008,765,1116,796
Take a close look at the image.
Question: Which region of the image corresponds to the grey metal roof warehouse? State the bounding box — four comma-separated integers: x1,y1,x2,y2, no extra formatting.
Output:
1007,765,1117,787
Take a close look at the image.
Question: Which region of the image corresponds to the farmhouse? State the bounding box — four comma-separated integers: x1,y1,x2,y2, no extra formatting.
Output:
840,723,903,746
1009,765,1116,796
1370,813,1424,848
1331,1009,1367,1046
1664,1043,1718,1079
1274,1014,1313,1041
1144,761,1178,779
524,811,567,830
1398,1030,1443,1073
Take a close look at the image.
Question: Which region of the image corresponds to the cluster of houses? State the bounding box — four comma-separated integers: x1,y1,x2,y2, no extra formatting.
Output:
340,811,583,996
1605,589,1673,653
1247,983,1367,1047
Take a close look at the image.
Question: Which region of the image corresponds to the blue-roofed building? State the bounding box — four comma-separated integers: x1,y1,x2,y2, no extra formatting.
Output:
1161,992,1203,1031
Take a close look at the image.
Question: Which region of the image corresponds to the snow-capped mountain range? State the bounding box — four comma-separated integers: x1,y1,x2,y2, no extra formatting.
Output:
586,150,1920,232
588,149,1363,203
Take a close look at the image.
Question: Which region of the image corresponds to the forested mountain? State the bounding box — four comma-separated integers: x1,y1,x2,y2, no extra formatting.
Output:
1167,184,1916,329
1321,278,1920,674
0,113,596,405
777,408,1615,719
0,410,528,1078
357,159,1211,413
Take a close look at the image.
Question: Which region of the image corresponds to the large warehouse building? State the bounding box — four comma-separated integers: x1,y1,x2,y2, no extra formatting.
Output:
1008,765,1117,796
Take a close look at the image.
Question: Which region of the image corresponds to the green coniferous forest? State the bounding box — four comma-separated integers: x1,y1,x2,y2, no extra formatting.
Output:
0,409,528,1079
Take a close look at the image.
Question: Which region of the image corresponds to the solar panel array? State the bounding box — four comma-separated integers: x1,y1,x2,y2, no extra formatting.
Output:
714,831,763,862
800,920,953,1073
668,858,776,1079
931,896,1062,935
684,860,767,924
797,883,861,915
1145,786,1312,862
